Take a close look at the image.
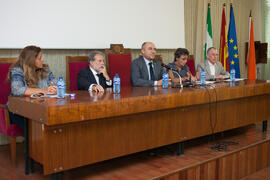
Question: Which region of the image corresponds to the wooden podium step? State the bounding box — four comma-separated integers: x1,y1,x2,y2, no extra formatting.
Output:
0,122,270,180
63,122,270,180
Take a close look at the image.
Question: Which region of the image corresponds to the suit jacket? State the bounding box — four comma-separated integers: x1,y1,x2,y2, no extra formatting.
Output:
77,67,110,90
131,56,163,86
197,60,230,79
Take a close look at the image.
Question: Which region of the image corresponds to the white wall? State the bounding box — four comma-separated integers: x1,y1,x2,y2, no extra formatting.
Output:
0,0,185,49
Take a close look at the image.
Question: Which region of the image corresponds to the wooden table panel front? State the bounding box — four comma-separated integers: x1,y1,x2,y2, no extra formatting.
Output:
8,80,270,175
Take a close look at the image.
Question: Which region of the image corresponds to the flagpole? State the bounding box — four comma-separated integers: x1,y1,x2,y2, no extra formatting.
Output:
204,2,213,60
219,3,229,71
247,10,252,64
228,3,241,78
247,10,256,79
250,10,252,41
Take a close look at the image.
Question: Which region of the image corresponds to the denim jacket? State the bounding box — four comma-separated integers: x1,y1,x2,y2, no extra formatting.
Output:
168,62,189,78
10,67,57,96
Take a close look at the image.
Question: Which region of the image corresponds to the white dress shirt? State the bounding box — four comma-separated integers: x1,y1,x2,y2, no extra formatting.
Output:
88,67,112,91
143,57,158,86
208,60,215,76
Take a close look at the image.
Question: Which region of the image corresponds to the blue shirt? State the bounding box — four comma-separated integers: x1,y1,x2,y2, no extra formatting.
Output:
10,66,57,96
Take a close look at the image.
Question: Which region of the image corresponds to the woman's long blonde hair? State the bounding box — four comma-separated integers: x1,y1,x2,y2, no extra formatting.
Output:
8,45,49,87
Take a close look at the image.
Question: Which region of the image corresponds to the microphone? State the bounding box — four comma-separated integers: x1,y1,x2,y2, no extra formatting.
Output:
161,63,172,70
161,63,183,88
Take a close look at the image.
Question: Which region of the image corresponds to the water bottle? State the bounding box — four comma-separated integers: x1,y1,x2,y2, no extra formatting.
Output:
229,81,236,87
113,73,120,93
230,67,235,81
162,71,169,88
57,76,65,98
200,69,206,84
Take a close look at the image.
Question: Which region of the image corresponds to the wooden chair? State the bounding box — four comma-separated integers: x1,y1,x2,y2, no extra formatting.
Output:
105,44,132,86
66,56,89,91
0,58,24,166
187,55,195,76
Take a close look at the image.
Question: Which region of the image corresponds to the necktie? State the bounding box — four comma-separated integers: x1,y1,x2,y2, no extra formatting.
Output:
96,73,103,85
148,62,155,81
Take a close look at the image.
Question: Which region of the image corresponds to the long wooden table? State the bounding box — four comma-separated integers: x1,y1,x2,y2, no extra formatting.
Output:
8,80,270,176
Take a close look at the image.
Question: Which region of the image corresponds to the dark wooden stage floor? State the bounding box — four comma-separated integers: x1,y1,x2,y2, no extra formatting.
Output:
1,122,270,180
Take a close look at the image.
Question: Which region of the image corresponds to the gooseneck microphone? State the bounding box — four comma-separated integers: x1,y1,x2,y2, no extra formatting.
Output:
161,63,183,88
161,63,172,70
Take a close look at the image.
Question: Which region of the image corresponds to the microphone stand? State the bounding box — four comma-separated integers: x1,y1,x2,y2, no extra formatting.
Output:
171,69,183,88
163,67,182,88
161,63,183,88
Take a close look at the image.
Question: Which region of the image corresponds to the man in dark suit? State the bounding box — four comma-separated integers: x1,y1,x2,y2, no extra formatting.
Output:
131,42,163,86
77,51,112,92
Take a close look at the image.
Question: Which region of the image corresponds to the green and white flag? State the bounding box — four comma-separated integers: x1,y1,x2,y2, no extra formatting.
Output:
204,5,213,60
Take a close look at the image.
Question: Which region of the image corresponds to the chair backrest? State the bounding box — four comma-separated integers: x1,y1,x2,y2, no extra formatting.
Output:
0,58,17,105
0,58,17,134
187,55,195,76
66,56,89,91
105,44,132,86
154,54,163,62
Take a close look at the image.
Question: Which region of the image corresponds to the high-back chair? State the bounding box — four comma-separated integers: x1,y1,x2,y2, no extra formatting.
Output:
187,55,196,76
66,56,89,91
0,58,24,166
154,54,163,63
105,44,132,86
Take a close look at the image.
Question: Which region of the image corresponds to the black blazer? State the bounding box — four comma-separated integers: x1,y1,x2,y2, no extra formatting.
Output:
77,67,110,90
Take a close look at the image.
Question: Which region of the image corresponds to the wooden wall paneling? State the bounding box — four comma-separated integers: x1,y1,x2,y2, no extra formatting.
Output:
199,163,208,180
267,141,270,167
207,160,217,180
247,146,257,175
29,120,44,164
218,157,225,180
232,152,240,180
256,143,264,171
43,125,65,175
225,155,234,180
186,166,197,180
254,95,270,122
239,149,248,178
154,140,270,180
178,170,187,180
177,104,211,141
261,142,269,169
166,173,180,180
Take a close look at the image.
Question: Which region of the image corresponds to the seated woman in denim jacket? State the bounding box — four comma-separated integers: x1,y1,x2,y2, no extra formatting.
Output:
7,45,57,132
168,48,197,85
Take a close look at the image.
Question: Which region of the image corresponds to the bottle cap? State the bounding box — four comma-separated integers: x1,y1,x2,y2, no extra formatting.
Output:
69,93,76,97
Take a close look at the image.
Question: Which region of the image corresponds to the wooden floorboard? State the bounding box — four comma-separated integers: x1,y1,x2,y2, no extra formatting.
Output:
1,122,270,180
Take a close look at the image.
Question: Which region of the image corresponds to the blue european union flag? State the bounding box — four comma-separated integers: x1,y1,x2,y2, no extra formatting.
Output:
228,5,240,78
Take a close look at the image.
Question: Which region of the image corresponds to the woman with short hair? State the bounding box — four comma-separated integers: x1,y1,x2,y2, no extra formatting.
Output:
168,48,197,84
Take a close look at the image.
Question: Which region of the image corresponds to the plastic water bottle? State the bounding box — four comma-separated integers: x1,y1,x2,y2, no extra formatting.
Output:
230,68,235,81
57,76,65,98
113,73,120,93
200,69,206,84
162,71,169,88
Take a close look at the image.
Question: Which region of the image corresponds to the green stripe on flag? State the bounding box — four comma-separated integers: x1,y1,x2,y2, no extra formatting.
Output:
204,6,213,60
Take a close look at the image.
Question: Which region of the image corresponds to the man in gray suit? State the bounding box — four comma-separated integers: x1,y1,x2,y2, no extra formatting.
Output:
197,47,230,80
131,42,163,86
